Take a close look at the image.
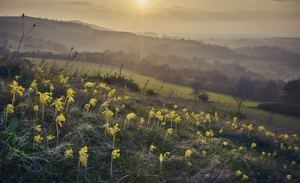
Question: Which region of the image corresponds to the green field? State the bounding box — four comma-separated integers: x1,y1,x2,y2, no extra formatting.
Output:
33,58,300,133
34,59,257,106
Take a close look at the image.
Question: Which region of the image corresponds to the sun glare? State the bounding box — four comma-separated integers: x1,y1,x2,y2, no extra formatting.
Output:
138,0,147,6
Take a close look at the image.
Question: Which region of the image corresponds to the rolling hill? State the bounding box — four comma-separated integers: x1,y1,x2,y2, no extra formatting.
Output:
0,15,238,58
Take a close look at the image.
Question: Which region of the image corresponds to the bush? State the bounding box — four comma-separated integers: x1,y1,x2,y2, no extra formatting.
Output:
145,89,157,96
0,57,35,81
198,93,209,102
258,102,300,117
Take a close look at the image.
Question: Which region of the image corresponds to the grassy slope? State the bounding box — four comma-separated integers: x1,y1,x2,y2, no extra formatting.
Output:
33,58,300,132
34,59,257,106
1,58,300,182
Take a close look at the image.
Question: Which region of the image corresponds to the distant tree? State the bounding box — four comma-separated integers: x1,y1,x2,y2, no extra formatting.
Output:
253,80,283,102
233,77,255,114
281,79,300,104
191,80,202,100
198,93,209,102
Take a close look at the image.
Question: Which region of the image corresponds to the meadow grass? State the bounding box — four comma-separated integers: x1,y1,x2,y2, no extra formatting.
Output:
33,59,257,106
1,57,299,182
32,58,300,133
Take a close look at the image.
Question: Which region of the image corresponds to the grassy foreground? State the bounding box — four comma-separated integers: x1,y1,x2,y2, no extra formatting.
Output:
0,58,299,182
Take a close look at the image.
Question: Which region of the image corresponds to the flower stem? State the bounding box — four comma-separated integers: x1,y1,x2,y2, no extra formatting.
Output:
76,159,80,183
110,157,113,182
56,122,59,146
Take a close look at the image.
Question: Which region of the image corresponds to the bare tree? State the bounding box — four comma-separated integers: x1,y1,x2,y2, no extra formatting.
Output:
233,77,255,114
16,14,36,56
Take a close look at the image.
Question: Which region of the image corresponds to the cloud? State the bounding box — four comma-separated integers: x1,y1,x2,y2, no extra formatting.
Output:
271,0,300,1
145,5,300,23
60,1,93,6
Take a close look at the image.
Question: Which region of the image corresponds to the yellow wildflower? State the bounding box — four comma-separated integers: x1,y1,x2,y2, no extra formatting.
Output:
235,170,242,176
108,89,116,98
185,149,193,158
29,79,38,93
214,112,219,121
66,88,75,104
97,82,108,89
79,146,89,168
58,75,69,85
56,113,66,127
183,108,188,113
84,82,95,88
233,116,238,123
150,144,156,152
174,116,181,124
251,143,257,149
205,129,214,138
46,135,55,141
50,84,55,92
258,125,265,132
34,124,42,132
159,152,170,166
33,105,39,111
286,175,292,181
139,117,145,125
112,149,121,159
107,124,121,136
166,128,174,136
101,101,109,108
222,141,229,147
9,80,25,96
38,92,52,105
149,109,155,118
51,97,64,112
90,98,97,106
102,109,114,119
219,128,224,134
242,174,249,182
6,104,14,114
126,112,137,121
246,123,254,132
65,148,73,158
34,135,43,143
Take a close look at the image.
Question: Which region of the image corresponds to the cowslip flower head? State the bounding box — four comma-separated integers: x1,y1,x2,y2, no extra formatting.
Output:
251,143,257,149
6,104,15,114
34,135,43,143
79,146,89,168
112,149,121,159
47,135,55,141
150,144,156,152
65,148,73,158
185,149,193,158
56,113,66,127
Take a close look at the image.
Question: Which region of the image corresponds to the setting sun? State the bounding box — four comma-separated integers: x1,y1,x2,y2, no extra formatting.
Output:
138,0,147,6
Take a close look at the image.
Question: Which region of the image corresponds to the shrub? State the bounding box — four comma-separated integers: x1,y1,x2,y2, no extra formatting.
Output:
145,89,157,96
198,93,209,102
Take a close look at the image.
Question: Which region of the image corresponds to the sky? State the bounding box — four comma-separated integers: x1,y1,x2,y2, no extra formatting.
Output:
1,0,300,37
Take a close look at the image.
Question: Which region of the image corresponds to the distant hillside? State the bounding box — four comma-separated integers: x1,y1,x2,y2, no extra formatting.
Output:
0,16,237,58
235,46,300,62
204,37,300,54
